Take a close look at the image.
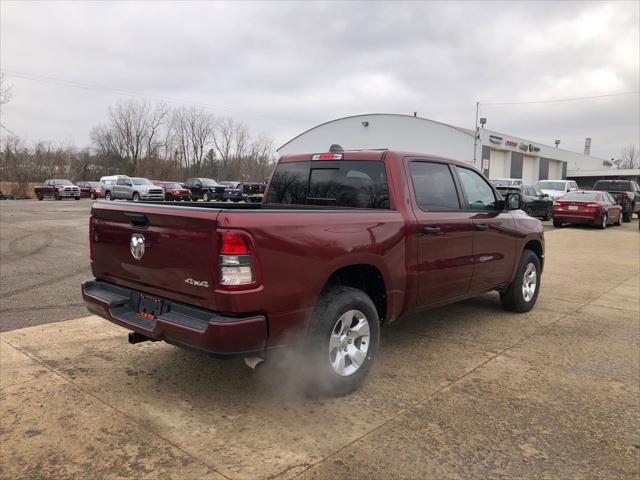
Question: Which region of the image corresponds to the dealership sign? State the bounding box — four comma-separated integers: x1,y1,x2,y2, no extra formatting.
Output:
505,140,518,147
489,135,503,145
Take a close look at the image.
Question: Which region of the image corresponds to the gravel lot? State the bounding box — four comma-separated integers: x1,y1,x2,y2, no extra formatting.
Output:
1,199,639,479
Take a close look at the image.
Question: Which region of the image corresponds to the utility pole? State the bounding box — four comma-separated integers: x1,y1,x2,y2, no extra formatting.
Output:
472,101,479,168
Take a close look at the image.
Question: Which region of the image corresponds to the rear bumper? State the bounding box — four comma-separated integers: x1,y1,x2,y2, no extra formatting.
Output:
82,279,267,356
553,212,601,224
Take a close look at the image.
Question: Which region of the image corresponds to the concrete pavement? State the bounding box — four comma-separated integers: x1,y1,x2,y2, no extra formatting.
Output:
1,218,639,479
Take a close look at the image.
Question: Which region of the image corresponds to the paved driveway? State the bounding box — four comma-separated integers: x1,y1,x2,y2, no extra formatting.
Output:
1,204,639,479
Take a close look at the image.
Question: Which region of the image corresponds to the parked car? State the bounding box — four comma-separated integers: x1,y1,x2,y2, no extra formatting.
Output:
242,182,265,203
592,179,640,222
152,181,192,201
77,181,103,200
0,191,15,200
490,178,523,187
553,190,623,229
535,179,579,200
223,183,245,202
34,179,80,201
82,149,544,396
184,178,227,201
496,185,553,220
101,175,165,201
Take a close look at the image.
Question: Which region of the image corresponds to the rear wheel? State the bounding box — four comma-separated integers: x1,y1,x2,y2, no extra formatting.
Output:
553,219,563,227
54,192,61,201
37,194,43,201
74,196,80,200
623,205,633,222
598,214,607,229
90,193,96,200
305,286,380,396
616,210,623,226
500,250,541,313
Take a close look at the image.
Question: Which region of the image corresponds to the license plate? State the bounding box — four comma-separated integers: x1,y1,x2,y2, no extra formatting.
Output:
138,294,162,321
568,205,578,210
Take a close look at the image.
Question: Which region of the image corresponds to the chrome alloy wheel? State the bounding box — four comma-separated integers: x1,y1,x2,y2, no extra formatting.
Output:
329,309,370,377
522,262,537,302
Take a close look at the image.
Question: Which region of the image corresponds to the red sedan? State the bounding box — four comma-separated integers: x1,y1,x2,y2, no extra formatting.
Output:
553,191,623,229
152,181,192,201
77,181,102,200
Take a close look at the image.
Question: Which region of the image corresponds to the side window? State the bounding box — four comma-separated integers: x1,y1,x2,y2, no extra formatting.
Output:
408,161,460,211
116,178,126,186
455,167,498,211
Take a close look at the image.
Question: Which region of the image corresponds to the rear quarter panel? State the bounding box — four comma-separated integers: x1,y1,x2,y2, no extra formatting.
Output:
216,209,407,346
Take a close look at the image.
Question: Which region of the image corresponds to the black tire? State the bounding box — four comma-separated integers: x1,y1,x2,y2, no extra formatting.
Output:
105,191,112,201
553,219,563,227
74,196,80,200
598,214,607,229
305,286,380,396
616,211,623,226
165,194,172,201
54,192,61,201
37,195,43,201
525,206,534,217
500,250,541,313
132,192,140,202
203,192,210,202
90,193,96,200
623,207,632,223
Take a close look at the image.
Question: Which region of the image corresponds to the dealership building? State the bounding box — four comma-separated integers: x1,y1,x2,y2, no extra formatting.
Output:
277,113,629,186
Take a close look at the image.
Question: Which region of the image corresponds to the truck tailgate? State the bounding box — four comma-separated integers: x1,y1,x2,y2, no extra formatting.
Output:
90,202,221,311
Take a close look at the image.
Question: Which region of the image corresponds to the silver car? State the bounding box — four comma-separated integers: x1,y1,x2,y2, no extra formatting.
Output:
102,175,165,201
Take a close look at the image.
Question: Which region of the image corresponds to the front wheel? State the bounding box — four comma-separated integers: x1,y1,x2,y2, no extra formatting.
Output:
616,211,623,226
74,196,80,201
90,193,96,200
37,195,43,201
203,192,210,202
104,191,112,201
623,205,633,222
306,286,380,396
54,192,61,201
132,192,140,202
500,250,541,313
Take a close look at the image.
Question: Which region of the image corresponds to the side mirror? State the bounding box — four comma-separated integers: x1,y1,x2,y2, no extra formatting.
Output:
505,192,522,211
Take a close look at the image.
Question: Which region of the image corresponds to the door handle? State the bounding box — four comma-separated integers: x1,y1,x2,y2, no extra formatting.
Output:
423,226,441,235
475,223,489,231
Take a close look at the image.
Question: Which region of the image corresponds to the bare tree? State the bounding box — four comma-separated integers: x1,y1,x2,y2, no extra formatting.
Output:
170,106,215,176
619,144,640,169
0,72,12,108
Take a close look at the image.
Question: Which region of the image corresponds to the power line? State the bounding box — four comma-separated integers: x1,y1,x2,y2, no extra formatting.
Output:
481,91,639,106
2,69,272,118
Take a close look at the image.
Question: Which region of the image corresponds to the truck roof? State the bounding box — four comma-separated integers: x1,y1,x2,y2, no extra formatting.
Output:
279,149,475,168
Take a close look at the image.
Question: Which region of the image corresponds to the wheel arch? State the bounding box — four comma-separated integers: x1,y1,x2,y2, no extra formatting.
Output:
320,264,388,323
523,238,544,272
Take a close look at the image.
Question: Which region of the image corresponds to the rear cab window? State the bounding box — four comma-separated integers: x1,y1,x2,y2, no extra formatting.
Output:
266,160,390,208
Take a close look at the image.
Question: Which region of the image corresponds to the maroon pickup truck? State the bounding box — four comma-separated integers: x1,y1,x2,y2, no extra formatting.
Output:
35,179,81,200
82,149,544,395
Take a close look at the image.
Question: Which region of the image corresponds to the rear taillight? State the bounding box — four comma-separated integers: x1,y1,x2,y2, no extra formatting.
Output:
311,153,343,160
586,203,600,209
89,214,94,261
218,232,257,289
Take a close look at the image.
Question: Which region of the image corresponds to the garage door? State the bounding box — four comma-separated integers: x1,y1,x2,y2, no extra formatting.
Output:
522,155,538,184
489,150,507,179
549,160,562,179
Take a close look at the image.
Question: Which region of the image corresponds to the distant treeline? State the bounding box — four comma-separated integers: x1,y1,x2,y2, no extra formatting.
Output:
0,99,277,197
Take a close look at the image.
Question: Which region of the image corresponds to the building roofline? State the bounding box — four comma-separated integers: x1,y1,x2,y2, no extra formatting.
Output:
276,113,475,152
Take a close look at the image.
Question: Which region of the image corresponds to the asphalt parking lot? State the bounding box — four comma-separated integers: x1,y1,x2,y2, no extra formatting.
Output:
1,199,639,479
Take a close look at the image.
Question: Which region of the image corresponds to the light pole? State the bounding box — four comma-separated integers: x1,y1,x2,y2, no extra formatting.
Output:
472,101,479,168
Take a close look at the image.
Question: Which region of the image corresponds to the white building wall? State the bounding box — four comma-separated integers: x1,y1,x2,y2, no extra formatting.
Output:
277,114,476,164
522,155,538,184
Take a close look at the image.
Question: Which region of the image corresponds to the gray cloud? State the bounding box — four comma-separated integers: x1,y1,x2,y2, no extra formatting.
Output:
1,0,638,159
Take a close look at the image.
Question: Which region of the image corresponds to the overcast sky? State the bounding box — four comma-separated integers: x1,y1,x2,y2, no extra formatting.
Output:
1,1,638,159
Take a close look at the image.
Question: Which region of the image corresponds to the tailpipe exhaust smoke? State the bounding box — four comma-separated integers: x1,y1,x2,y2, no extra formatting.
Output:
244,357,265,370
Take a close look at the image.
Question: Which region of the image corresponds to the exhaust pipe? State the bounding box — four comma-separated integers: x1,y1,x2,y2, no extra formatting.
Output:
244,357,265,370
128,332,152,344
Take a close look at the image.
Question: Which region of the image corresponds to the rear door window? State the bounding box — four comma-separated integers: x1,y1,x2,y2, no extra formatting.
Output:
267,160,389,208
408,161,460,211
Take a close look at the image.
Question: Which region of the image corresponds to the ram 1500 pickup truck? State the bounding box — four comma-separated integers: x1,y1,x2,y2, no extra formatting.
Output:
82,150,544,395
35,179,81,200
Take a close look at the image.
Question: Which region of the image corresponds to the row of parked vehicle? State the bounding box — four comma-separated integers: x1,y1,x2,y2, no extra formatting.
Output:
34,176,266,203
490,178,640,228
